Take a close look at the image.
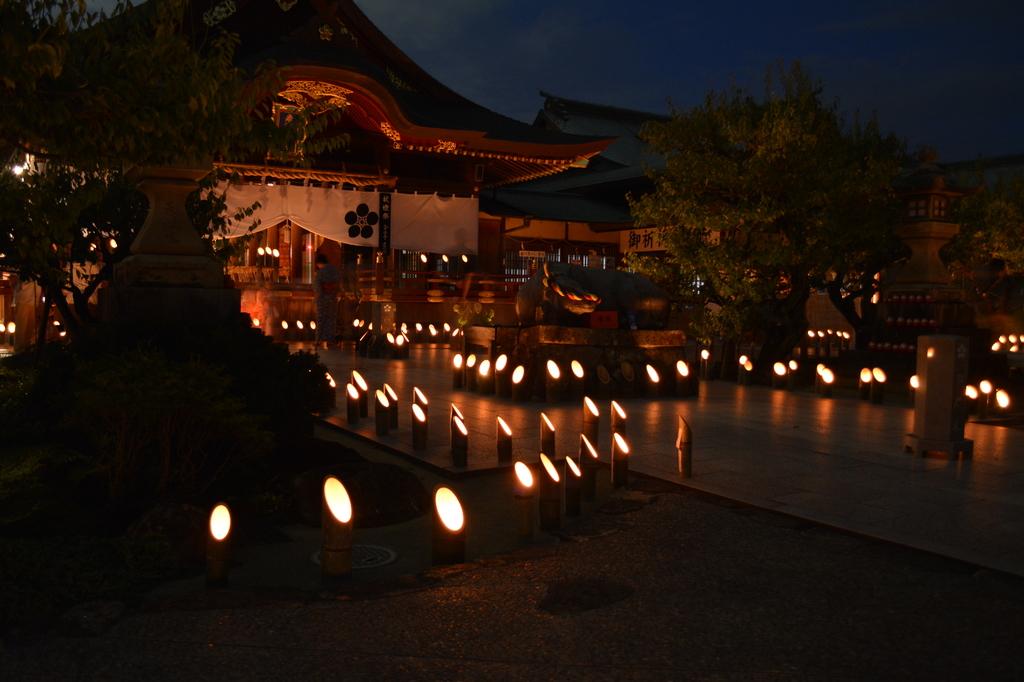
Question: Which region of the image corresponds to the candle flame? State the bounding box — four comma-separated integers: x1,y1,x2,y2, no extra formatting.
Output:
965,384,978,399
676,360,689,377
323,477,352,524
996,389,1011,409
738,355,748,366
860,368,872,383
413,387,428,405
821,368,835,385
453,415,468,436
495,354,508,372
788,360,798,371
375,389,389,408
584,396,599,417
209,504,231,541
611,400,626,419
346,383,359,399
281,320,289,330
514,461,534,488
296,320,304,330
546,359,561,380
910,375,920,390
872,368,886,383
645,364,660,382
386,332,395,344
434,487,465,532
412,403,427,422
466,354,477,368
743,360,753,372
566,455,582,477
571,360,584,379
773,362,787,376
384,383,398,401
326,372,336,389
539,453,560,482
453,353,464,369
980,380,993,394
512,365,525,384
443,323,452,333
700,349,710,360
478,359,491,377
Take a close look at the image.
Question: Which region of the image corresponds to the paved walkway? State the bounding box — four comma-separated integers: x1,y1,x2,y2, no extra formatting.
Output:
318,345,1024,577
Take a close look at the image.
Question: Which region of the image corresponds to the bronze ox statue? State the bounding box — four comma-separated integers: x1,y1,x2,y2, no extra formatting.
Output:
515,262,670,329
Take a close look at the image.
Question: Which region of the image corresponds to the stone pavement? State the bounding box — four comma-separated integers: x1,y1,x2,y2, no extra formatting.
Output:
318,345,1024,577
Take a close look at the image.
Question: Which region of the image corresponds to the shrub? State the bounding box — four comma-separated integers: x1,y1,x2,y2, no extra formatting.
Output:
66,349,272,507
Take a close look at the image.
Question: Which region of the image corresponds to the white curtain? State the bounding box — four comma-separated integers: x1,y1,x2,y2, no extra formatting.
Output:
220,183,479,253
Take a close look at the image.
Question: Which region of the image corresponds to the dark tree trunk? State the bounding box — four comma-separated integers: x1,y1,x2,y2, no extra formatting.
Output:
755,285,811,376
826,282,878,351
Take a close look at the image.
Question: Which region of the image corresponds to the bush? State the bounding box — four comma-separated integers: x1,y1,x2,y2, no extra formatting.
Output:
66,349,272,507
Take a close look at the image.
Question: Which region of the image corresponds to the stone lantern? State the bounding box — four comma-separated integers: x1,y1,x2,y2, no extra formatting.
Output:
888,153,973,290
104,163,240,322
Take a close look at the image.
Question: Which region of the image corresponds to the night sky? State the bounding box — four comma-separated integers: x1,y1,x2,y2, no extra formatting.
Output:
356,0,1023,162
89,1,1023,162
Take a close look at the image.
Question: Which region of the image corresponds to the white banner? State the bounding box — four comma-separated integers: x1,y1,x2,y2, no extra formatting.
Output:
220,183,478,253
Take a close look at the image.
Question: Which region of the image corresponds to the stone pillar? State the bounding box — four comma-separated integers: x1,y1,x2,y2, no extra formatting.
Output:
104,164,240,323
889,221,960,289
904,335,973,457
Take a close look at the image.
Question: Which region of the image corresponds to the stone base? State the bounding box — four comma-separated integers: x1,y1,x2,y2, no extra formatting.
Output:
904,433,974,459
114,253,225,289
101,285,241,324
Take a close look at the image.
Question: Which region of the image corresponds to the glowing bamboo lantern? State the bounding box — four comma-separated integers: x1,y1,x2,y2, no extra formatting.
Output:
428,323,438,340
345,383,360,425
432,486,466,565
477,358,494,395
351,370,369,417
964,383,978,415
325,372,337,389
610,400,627,437
496,416,513,463
452,353,465,390
570,360,586,400
644,363,662,397
374,389,390,436
699,349,711,380
443,322,452,334
465,354,479,391
206,503,232,587
820,368,835,398
610,432,630,489
675,360,696,398
564,455,582,517
450,402,464,428
321,476,353,580
579,433,600,500
513,461,536,540
545,359,563,402
676,415,692,478
413,386,428,410
910,374,921,404
582,396,600,443
251,316,260,329
540,412,556,457
979,380,993,419
394,332,408,358
787,360,798,390
771,362,788,389
538,453,562,531
411,402,428,450
494,354,511,398
996,389,1011,411
384,383,399,430
451,415,469,467
414,322,424,342
737,355,750,385
511,364,529,402
870,367,887,404
858,367,872,401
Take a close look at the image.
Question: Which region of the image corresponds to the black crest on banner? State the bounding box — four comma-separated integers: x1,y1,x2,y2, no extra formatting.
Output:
378,192,392,251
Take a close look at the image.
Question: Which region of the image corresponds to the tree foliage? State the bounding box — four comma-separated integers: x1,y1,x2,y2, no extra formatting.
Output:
629,63,906,364
0,0,345,338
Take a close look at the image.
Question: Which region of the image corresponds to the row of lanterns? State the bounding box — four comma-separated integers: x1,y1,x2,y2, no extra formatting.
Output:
802,329,853,357
991,334,1024,354
450,352,700,403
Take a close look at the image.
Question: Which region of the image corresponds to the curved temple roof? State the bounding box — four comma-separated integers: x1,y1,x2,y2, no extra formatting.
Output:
188,0,611,184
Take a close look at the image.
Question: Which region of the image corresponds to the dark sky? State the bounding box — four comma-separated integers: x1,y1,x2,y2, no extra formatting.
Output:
355,0,1023,162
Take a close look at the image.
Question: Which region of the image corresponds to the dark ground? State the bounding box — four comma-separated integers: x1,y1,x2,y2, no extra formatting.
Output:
4,477,1023,681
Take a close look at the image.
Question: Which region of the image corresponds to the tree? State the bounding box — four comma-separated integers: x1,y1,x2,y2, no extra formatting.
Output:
629,63,905,370
0,0,343,342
